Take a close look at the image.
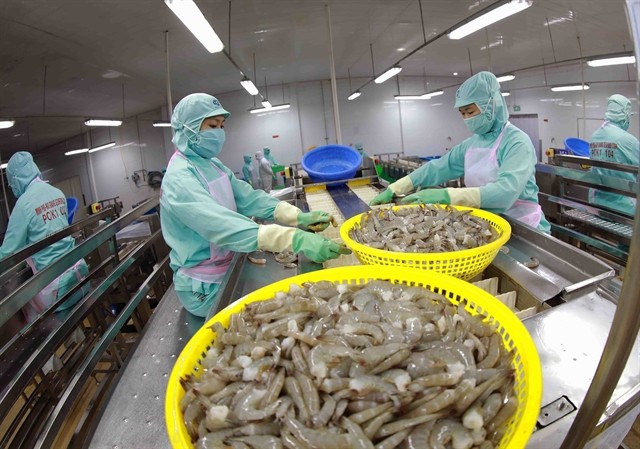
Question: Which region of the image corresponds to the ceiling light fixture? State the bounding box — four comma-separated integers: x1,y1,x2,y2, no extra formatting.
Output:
374,65,402,84
0,120,15,129
496,74,515,83
453,72,458,76
240,78,259,95
395,94,428,100
88,141,117,153
164,0,224,53
153,121,172,127
425,90,444,97
586,55,636,67
261,100,273,108
249,104,290,114
65,148,90,156
551,84,590,92
348,91,362,101
0,163,7,169
448,0,532,40
501,91,511,96
84,119,123,127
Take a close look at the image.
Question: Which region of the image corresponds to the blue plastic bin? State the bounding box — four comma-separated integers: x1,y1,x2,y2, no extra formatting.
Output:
66,197,78,225
564,137,590,157
302,145,362,182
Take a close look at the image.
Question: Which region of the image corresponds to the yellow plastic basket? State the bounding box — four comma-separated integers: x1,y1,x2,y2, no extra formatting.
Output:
340,205,512,280
166,266,541,449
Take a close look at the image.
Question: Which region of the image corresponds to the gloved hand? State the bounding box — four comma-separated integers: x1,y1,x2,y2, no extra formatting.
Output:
297,211,336,232
292,230,351,263
369,188,394,205
400,189,451,205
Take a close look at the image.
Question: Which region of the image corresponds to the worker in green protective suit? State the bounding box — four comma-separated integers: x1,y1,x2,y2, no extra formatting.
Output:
588,94,639,216
160,93,350,317
241,154,257,188
0,152,89,322
371,71,550,233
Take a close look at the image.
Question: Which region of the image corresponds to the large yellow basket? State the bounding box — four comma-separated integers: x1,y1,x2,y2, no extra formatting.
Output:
340,205,512,280
166,266,541,449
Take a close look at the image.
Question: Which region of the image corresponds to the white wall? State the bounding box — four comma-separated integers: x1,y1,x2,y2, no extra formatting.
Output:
36,62,638,210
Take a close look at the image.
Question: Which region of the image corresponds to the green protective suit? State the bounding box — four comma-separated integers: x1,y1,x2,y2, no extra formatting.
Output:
160,94,282,316
242,154,257,188
589,94,639,216
0,152,88,317
407,71,551,233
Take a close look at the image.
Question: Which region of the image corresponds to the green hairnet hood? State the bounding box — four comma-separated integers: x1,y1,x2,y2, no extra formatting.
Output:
454,71,509,135
263,147,271,154
6,151,41,198
604,94,632,131
243,155,252,164
171,93,230,156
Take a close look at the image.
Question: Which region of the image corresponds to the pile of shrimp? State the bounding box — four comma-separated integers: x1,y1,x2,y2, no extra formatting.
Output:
349,205,499,253
180,280,517,449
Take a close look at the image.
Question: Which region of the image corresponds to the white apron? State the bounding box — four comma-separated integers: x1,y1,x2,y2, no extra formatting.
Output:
171,152,237,285
464,122,542,228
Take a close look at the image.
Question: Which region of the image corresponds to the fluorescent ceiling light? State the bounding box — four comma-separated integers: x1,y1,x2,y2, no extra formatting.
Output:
587,55,636,67
448,0,532,40
88,141,116,153
249,104,290,114
374,66,402,84
262,100,272,108
395,95,428,100
65,148,89,156
551,84,590,92
84,119,122,127
0,120,15,129
496,74,515,83
240,78,259,95
0,163,7,169
425,90,444,98
347,91,361,101
164,0,224,53
153,121,172,127
501,91,511,96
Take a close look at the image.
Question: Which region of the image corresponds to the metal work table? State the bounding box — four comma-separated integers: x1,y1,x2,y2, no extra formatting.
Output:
89,288,199,449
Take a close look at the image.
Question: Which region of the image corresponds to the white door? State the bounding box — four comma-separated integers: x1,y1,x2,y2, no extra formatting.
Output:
52,176,87,221
510,114,541,162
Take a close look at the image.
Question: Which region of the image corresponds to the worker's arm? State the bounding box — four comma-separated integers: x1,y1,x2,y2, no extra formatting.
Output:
0,205,29,259
618,133,639,166
162,165,264,252
406,142,467,191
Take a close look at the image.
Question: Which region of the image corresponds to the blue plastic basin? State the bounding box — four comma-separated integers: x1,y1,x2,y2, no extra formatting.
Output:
66,197,78,225
302,145,363,182
564,137,590,157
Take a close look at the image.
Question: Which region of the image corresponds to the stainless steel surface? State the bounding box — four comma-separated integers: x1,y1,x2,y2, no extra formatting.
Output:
88,287,201,449
554,154,639,174
502,217,615,300
541,193,635,228
552,224,629,261
558,9,640,440
0,197,159,327
525,290,640,448
538,397,577,427
536,163,638,197
564,209,633,239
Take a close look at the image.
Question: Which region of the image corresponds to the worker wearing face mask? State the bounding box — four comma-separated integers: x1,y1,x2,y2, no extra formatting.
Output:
160,94,350,317
242,154,257,188
588,94,639,216
255,150,273,192
371,71,550,233
263,146,278,186
0,152,89,322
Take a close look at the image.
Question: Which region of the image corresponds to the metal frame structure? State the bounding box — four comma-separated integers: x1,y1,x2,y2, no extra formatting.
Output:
0,197,172,448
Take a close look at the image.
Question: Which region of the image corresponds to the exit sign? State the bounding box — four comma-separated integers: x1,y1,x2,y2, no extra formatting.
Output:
513,105,521,112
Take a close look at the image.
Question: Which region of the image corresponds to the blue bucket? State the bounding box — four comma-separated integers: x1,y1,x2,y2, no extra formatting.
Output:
66,197,78,225
302,145,362,182
564,137,590,157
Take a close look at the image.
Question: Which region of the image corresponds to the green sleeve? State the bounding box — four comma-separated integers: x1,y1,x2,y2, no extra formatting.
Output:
0,204,29,259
